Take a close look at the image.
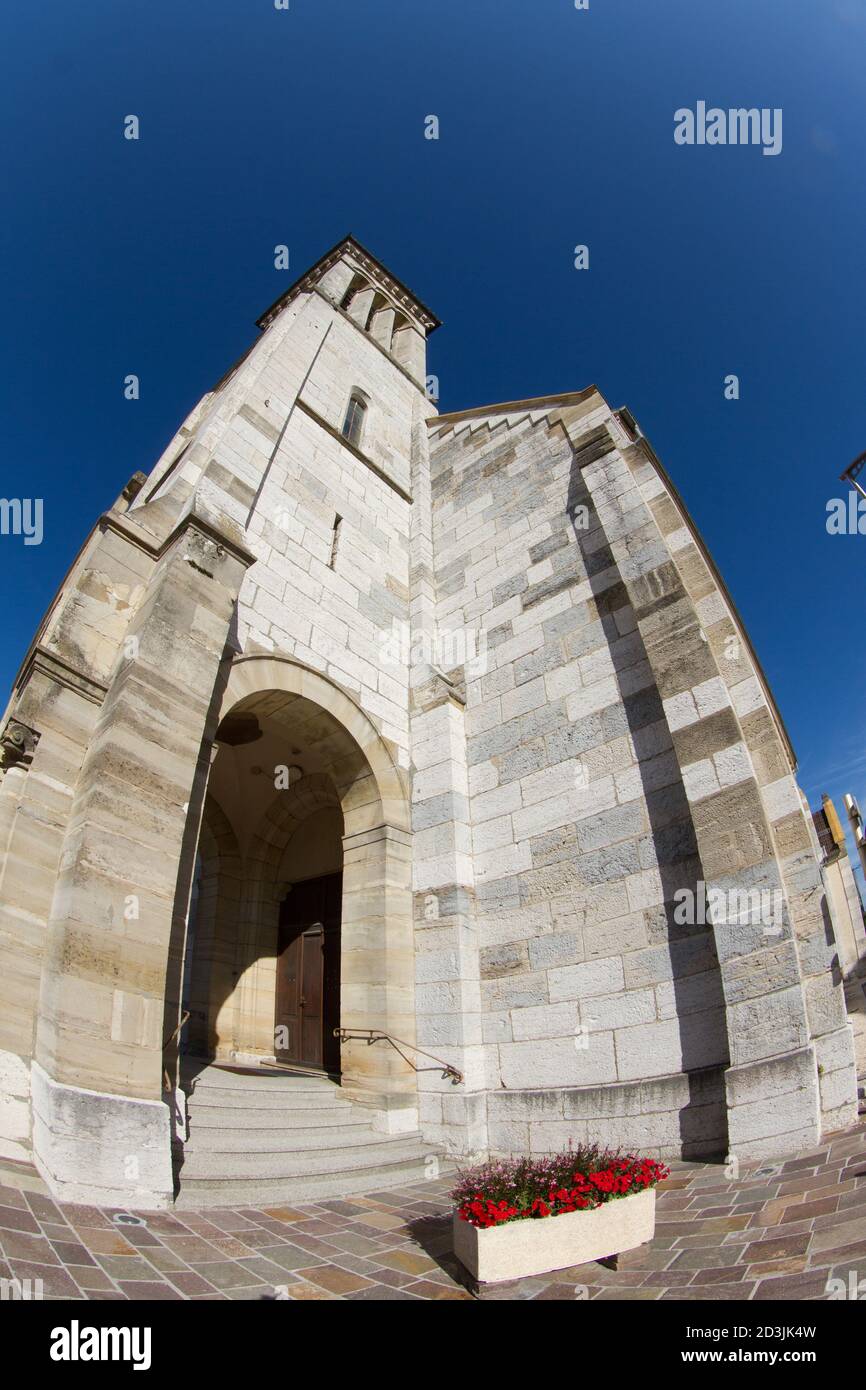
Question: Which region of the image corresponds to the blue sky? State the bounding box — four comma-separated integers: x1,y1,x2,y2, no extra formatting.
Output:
2,0,864,877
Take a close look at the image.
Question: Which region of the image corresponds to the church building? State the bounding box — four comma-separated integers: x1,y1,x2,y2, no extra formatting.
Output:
0,237,857,1209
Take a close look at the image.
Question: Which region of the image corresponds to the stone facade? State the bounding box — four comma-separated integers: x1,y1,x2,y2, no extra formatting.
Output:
0,236,857,1207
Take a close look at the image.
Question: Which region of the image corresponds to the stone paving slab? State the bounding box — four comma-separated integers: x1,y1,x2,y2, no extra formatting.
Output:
1,1121,865,1300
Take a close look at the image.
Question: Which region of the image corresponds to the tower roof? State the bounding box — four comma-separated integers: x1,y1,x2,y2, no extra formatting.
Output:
256,234,441,333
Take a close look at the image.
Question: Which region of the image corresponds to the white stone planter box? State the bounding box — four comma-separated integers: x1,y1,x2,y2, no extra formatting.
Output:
453,1188,656,1284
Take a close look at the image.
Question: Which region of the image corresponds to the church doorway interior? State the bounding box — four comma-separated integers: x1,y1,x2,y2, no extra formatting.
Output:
275,871,342,1074
178,696,348,1072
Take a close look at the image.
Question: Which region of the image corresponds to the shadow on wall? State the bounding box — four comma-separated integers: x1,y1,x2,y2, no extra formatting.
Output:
160,650,234,1105
820,891,844,990
567,452,731,1160
178,788,344,1065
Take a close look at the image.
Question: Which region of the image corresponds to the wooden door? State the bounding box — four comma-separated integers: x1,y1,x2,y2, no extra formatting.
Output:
275,872,341,1072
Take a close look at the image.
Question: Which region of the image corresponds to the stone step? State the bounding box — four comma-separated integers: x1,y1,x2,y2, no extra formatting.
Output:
184,1122,387,1153
175,1062,448,1208
174,1155,453,1208
187,1104,369,1130
183,1084,352,1112
178,1136,431,1181
183,1067,339,1094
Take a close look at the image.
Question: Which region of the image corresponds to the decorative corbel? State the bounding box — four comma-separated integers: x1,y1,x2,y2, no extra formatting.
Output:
0,719,41,771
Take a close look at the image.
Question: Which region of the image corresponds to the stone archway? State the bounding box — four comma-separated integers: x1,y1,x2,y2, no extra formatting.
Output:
201,656,416,1128
219,655,410,830
29,632,414,1209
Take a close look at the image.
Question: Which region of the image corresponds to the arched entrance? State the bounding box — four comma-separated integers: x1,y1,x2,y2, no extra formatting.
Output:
183,772,345,1073
169,655,416,1127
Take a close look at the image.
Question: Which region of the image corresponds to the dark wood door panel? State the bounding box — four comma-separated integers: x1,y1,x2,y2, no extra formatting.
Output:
275,871,342,1072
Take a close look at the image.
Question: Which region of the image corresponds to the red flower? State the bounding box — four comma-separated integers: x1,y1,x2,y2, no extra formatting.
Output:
453,1148,668,1227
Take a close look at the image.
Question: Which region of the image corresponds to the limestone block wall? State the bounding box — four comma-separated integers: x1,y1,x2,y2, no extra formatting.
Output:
0,485,177,1162
421,389,857,1160
234,315,419,764
621,431,858,1141
424,397,727,1158
407,388,488,1155
0,676,101,1160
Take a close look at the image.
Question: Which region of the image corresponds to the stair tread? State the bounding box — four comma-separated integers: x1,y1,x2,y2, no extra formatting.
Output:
183,1068,338,1086
187,1093,356,1108
180,1141,431,1179
174,1157,455,1207
175,1063,446,1207
184,1125,399,1152
188,1108,368,1127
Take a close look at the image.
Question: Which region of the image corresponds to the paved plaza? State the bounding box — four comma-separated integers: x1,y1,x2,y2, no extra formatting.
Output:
1,1120,864,1302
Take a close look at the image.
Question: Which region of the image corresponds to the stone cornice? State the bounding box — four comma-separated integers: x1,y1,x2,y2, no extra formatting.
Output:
342,823,413,851
100,512,162,557
429,386,602,431
20,646,109,706
170,511,257,571
256,235,441,335
102,505,257,571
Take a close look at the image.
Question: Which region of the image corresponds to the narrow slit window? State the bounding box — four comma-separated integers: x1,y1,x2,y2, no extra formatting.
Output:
329,514,342,569
341,393,367,448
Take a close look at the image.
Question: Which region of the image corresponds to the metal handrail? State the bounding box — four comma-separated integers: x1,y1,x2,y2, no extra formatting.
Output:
334,1027,463,1085
162,1010,190,1093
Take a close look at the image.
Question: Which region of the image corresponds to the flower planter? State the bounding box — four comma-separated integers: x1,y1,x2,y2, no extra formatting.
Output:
453,1186,656,1284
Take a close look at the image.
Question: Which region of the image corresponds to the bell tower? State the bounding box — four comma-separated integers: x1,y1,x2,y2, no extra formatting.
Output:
0,236,442,1207
257,235,440,391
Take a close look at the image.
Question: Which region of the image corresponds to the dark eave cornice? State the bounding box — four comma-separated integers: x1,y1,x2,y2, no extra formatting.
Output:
256,234,442,335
